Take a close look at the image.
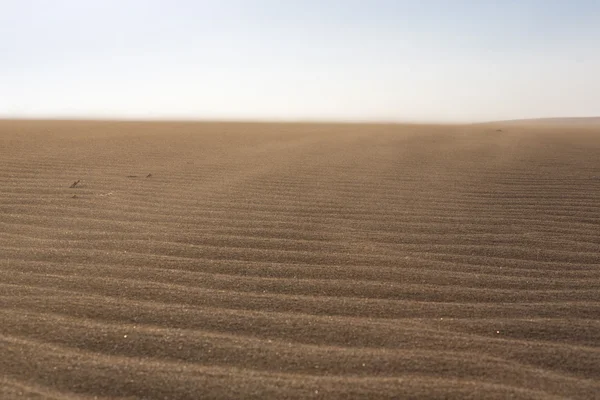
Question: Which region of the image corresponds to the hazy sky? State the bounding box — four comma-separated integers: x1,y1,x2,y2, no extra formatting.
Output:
1,0,599,122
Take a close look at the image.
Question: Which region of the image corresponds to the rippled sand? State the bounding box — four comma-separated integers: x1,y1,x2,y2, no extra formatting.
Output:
1,120,599,399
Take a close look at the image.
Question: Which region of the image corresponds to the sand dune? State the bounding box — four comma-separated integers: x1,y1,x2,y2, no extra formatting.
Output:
1,120,599,399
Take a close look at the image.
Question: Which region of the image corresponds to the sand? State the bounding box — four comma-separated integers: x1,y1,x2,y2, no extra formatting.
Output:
0,120,599,399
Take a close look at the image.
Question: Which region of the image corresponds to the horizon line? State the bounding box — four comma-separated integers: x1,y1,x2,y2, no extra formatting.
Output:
1,114,599,126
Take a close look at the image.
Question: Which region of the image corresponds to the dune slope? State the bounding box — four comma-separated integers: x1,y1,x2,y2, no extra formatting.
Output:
1,120,599,399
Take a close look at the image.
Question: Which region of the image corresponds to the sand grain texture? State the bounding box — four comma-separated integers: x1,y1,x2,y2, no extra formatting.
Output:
1,120,599,399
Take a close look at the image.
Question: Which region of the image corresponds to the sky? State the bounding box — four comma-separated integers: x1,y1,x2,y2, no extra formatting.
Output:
1,0,599,123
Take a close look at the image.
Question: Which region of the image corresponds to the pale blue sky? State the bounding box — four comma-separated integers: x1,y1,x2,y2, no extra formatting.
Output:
1,0,599,122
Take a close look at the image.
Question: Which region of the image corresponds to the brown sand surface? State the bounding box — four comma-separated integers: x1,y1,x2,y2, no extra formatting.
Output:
1,120,599,399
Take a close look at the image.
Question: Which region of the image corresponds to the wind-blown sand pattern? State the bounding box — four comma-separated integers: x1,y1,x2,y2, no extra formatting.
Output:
1,120,599,399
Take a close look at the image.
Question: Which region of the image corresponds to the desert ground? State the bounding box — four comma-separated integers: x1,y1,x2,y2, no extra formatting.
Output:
0,119,599,399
